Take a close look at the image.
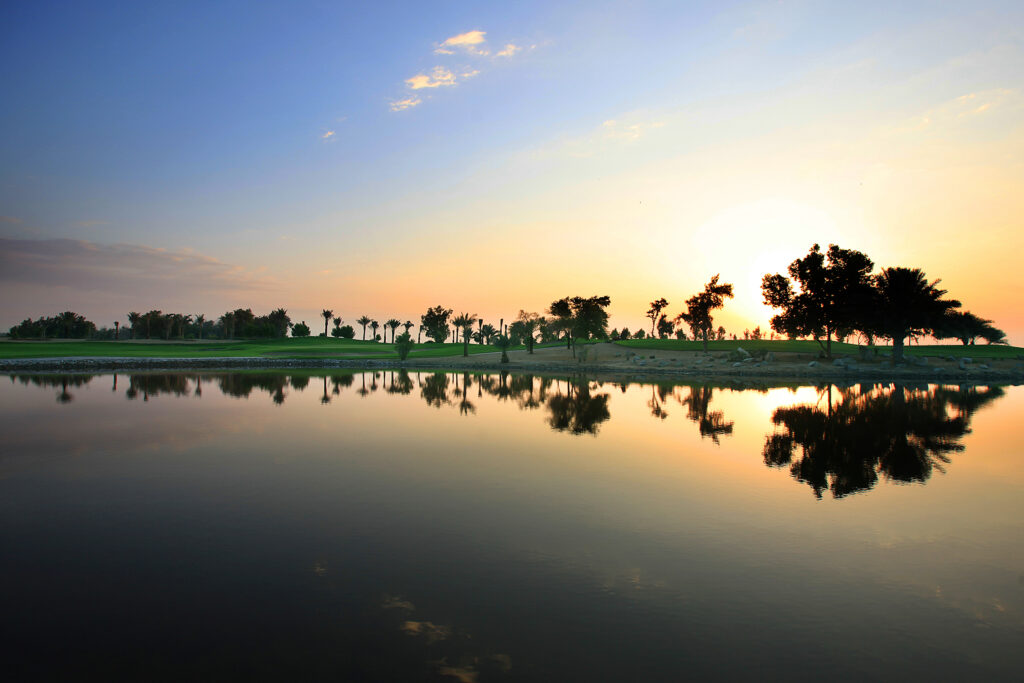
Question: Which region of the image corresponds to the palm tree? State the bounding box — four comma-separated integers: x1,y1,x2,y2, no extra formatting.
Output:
332,317,342,337
179,314,192,339
321,309,333,337
127,311,141,339
195,313,206,340
403,320,414,336
452,313,477,356
357,315,372,341
370,320,380,341
386,318,401,344
874,267,960,363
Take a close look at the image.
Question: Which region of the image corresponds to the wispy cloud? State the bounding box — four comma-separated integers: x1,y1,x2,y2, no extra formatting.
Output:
322,130,335,139
905,88,1021,131
0,238,277,295
406,67,457,90
73,220,109,228
390,96,422,112
1,215,22,224
435,30,488,55
496,43,521,58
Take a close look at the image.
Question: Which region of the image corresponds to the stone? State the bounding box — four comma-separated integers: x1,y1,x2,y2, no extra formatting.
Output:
765,352,776,362
808,361,818,368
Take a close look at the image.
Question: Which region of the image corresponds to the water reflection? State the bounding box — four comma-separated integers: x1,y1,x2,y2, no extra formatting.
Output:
764,384,1004,498
7,370,1010,498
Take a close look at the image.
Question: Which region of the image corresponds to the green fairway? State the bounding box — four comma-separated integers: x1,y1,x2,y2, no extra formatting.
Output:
614,338,1023,359
0,337,523,360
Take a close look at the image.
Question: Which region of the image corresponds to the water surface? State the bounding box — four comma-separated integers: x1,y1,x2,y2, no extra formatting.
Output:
2,371,1022,681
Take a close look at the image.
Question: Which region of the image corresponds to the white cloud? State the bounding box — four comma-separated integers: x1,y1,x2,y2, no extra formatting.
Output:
496,43,521,58
436,30,488,55
322,130,335,139
406,66,457,90
390,96,422,112
461,69,480,79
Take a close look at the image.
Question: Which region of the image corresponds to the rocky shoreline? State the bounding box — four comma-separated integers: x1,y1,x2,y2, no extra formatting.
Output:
2,355,1022,384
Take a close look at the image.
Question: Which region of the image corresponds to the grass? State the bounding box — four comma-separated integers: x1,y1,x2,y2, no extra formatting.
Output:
614,338,1023,359
2,336,1019,361
0,336,531,360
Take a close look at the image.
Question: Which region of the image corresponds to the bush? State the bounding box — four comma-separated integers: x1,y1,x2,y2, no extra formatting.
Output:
394,332,414,360
292,322,311,337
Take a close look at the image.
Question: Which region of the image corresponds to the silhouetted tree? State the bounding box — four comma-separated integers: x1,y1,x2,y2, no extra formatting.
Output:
385,318,401,344
321,309,333,337
356,315,372,341
292,321,311,337
647,298,669,337
420,305,453,343
370,320,380,342
510,310,542,354
873,267,960,363
452,313,477,356
546,380,611,435
762,244,875,358
127,311,141,339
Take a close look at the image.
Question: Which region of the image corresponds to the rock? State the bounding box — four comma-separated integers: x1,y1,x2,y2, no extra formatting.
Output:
728,347,752,362
765,352,776,362
961,357,973,364
832,358,846,367
732,362,742,368
979,363,990,370
742,357,755,363
808,361,818,368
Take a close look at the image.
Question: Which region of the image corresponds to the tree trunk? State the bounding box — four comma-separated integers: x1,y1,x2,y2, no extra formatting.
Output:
892,335,905,363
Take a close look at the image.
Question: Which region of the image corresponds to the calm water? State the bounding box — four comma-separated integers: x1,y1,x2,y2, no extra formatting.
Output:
2,371,1022,681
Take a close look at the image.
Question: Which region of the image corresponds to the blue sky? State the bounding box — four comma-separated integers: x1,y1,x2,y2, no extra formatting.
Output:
2,0,1023,338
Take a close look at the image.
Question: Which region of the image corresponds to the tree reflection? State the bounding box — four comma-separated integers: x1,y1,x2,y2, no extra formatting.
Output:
679,384,734,444
763,384,1004,498
420,372,451,408
546,379,611,435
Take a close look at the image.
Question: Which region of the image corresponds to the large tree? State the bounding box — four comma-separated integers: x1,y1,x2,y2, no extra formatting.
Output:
646,298,669,337
127,311,141,339
761,243,875,358
510,310,542,354
548,296,612,356
452,313,477,356
872,267,960,363
676,276,734,352
420,305,453,343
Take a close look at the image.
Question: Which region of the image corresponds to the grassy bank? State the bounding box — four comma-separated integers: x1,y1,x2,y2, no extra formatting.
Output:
0,337,546,360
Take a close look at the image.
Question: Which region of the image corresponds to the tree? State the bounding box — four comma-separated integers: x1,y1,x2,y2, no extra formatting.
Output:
549,296,611,357
452,313,477,356
510,310,542,354
495,333,512,363
219,311,235,339
337,324,355,339
357,315,372,341
676,275,734,352
480,323,498,345
292,321,311,337
403,320,414,336
194,313,206,340
321,309,333,337
370,320,380,341
420,305,453,343
331,317,343,338
646,298,669,337
656,314,674,339
127,312,141,339
394,332,415,360
386,318,401,344
268,308,290,338
762,244,875,358
873,267,960,363
935,310,1005,346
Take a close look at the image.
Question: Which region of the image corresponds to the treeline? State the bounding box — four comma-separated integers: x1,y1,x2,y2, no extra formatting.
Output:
123,308,294,340
8,312,97,339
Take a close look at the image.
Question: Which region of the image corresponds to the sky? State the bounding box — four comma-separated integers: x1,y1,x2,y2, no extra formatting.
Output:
2,0,1023,341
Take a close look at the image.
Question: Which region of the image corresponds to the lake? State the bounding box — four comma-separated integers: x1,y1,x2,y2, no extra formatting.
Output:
2,371,1022,681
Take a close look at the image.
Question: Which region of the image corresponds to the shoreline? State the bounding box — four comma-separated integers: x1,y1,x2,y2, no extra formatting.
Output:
3,355,1022,385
